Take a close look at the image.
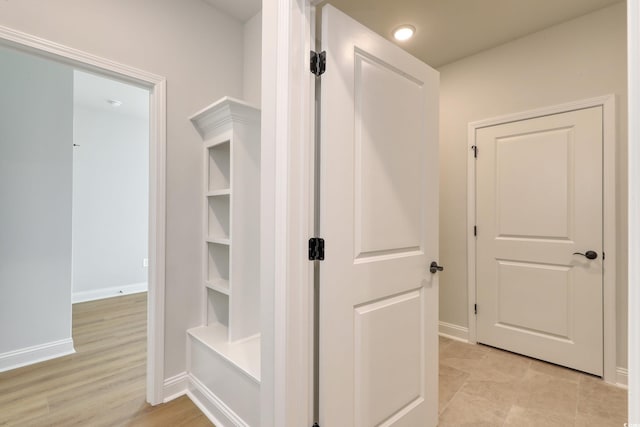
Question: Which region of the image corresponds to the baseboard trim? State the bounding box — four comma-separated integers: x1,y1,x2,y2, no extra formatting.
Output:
0,338,75,373
439,321,469,343
616,367,628,389
187,374,249,427
72,282,148,303
163,371,189,403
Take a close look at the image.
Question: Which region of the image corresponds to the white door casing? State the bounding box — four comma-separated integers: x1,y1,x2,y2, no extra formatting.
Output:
629,1,640,421
475,106,604,375
0,25,167,404
319,5,439,426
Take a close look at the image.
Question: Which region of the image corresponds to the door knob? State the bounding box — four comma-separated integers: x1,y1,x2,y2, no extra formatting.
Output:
573,250,598,260
430,261,444,274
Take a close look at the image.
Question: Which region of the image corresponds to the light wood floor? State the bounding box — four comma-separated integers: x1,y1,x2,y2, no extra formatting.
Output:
0,293,212,427
3,294,628,426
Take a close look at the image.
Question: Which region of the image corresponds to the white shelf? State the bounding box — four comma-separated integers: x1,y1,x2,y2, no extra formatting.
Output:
205,279,230,295
206,237,230,245
206,189,231,197
188,324,261,383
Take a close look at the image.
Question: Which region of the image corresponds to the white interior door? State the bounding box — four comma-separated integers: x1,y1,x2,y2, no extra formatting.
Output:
319,5,439,426
475,107,603,376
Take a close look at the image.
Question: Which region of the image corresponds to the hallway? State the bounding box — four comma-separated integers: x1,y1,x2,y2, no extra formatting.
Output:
0,294,628,426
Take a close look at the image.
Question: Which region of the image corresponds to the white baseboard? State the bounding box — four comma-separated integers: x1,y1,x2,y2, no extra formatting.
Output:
616,367,628,389
187,374,249,427
439,321,469,343
0,338,75,373
163,371,189,403
72,282,148,303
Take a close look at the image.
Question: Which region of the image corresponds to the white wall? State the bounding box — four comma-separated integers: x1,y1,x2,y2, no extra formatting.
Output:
243,11,262,106
0,0,245,379
0,46,74,365
438,3,628,368
72,89,149,301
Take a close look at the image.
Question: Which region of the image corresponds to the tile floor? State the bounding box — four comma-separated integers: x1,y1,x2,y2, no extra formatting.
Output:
438,336,628,427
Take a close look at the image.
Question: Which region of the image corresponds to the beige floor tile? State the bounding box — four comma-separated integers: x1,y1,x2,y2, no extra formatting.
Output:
436,339,627,427
441,345,530,383
437,390,510,427
439,336,454,352
575,412,627,427
440,340,488,361
514,369,579,418
481,347,531,380
439,364,469,413
503,405,575,427
529,359,583,383
458,378,522,407
577,375,627,424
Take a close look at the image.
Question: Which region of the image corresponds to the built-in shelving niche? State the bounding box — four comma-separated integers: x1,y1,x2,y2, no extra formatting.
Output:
208,194,230,240
207,141,230,192
187,97,261,427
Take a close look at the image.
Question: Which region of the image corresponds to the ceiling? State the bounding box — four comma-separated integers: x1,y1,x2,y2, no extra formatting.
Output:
74,70,149,119
202,0,261,22
317,0,624,67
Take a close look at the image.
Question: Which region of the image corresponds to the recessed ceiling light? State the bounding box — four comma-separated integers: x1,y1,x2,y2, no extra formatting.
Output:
107,99,123,107
393,25,415,42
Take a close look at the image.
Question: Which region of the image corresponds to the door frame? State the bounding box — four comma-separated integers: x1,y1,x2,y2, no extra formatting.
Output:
628,0,640,421
260,0,316,425
466,95,617,383
0,25,167,405
266,0,639,425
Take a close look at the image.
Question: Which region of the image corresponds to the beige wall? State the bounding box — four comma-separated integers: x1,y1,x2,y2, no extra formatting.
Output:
438,3,628,368
244,11,262,106
0,0,246,379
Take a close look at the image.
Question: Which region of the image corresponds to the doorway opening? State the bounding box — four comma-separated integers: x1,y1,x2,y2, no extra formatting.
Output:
0,24,166,408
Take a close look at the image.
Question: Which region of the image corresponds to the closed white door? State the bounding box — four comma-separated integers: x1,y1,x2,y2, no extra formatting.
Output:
475,107,603,375
319,5,440,426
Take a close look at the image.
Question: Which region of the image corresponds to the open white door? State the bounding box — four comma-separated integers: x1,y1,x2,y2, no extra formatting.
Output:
318,5,439,426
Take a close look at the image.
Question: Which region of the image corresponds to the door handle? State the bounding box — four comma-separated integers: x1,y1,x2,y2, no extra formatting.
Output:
573,250,598,260
430,261,444,274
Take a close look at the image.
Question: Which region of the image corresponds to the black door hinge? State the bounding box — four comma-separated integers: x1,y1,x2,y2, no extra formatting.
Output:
474,226,477,237
472,145,478,158
311,51,326,76
309,238,325,260
474,304,478,315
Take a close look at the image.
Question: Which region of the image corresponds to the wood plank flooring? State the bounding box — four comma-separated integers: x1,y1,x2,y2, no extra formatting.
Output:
3,293,628,426
0,293,212,427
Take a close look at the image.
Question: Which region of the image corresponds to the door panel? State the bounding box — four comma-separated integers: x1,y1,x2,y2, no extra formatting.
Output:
476,107,603,375
354,290,422,426
496,261,572,339
355,51,423,257
320,5,439,427
496,128,573,239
